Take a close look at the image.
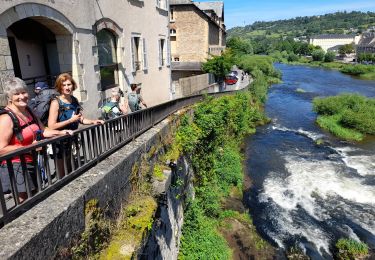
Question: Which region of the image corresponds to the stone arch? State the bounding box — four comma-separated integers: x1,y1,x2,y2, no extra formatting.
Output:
93,18,125,104
0,3,76,104
0,3,74,36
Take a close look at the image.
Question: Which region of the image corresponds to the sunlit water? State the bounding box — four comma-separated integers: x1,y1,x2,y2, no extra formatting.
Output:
244,64,375,259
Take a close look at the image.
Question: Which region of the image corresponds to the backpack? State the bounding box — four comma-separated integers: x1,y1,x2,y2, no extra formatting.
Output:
128,92,140,112
101,102,122,119
30,89,59,125
0,107,39,142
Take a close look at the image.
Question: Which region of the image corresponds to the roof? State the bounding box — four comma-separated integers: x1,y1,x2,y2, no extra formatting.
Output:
310,34,357,40
169,0,193,5
358,33,375,47
194,2,224,19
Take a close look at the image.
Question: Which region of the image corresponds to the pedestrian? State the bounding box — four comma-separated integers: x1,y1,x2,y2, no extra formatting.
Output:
28,81,49,108
101,88,128,119
128,83,147,112
47,73,104,177
0,77,73,203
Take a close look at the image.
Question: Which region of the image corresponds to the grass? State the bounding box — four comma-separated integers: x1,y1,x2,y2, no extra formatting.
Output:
335,238,369,260
316,115,363,141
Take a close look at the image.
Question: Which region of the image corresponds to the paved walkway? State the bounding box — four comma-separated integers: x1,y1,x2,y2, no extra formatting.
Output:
224,67,251,91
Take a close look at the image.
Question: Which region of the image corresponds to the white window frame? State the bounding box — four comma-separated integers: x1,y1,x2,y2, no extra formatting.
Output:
131,34,146,73
156,0,168,11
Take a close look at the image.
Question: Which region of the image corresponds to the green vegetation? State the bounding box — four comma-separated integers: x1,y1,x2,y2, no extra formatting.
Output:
72,199,111,259
358,52,375,63
313,94,375,141
202,50,234,80
228,11,375,50
99,196,157,260
338,44,355,55
335,238,369,260
153,164,166,181
178,54,280,258
177,92,269,259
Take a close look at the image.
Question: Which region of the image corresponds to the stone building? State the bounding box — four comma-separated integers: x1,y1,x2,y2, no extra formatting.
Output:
357,33,375,54
169,0,226,81
309,34,361,52
0,0,171,118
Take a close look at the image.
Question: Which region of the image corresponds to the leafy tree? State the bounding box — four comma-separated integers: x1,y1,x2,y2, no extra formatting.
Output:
324,51,336,62
288,53,299,62
226,37,253,56
338,43,354,55
202,50,234,80
312,49,325,61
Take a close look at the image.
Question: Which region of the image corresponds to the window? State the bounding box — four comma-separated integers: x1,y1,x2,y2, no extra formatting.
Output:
170,29,176,36
170,8,175,21
156,0,168,10
97,29,118,89
158,39,165,67
158,38,170,67
131,36,147,72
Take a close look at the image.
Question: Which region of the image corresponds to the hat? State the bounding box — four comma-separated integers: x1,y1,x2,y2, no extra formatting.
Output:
35,81,49,90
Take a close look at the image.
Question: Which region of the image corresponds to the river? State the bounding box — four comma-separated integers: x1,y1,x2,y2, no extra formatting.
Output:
244,64,375,259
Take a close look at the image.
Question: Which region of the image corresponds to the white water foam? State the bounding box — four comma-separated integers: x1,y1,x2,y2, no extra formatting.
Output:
271,125,324,141
334,147,375,176
260,155,375,254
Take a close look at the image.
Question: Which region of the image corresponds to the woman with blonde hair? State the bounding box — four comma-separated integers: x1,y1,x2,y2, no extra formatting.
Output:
0,77,72,202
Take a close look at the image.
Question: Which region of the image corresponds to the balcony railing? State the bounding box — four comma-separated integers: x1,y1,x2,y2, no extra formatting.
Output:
0,86,248,227
208,46,226,55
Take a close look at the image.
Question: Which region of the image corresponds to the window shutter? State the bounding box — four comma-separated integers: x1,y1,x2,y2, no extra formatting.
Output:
131,37,136,72
158,39,163,67
166,39,171,66
156,0,160,8
143,38,148,70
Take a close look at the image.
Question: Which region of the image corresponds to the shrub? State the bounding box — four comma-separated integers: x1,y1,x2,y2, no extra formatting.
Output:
335,238,368,260
324,51,336,62
312,49,325,61
313,94,375,140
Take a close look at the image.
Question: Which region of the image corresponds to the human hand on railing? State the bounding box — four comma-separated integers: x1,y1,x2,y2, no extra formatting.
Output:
92,119,105,125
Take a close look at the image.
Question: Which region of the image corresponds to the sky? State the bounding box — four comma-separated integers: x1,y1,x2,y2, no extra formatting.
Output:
198,0,375,29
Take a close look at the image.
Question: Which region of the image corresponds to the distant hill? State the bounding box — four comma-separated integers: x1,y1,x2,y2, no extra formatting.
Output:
228,11,375,40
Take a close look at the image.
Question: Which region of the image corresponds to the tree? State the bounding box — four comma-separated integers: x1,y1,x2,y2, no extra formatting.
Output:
324,51,336,62
226,37,253,56
338,44,354,55
202,50,234,80
287,53,299,62
312,49,325,61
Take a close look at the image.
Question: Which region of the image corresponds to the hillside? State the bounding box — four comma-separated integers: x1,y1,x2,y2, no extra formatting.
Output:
228,11,375,40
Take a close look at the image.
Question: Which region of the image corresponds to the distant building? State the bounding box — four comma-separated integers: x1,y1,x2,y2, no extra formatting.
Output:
169,0,226,82
309,34,361,52
0,1,171,117
357,33,375,54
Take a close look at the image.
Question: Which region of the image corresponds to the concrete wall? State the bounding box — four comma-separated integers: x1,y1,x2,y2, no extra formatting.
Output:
309,37,358,52
0,1,171,117
0,113,183,259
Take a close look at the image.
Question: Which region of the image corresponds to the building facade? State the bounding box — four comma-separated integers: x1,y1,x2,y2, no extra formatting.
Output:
357,33,375,54
0,0,171,118
309,34,361,52
169,0,225,83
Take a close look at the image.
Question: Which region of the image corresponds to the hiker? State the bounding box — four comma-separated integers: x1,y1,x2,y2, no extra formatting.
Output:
101,88,128,119
29,81,59,125
128,83,147,112
0,77,73,203
47,73,104,177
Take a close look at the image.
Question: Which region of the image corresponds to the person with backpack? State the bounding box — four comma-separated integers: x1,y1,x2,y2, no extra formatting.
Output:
47,73,104,177
29,81,59,125
0,77,73,203
101,88,128,119
128,83,147,112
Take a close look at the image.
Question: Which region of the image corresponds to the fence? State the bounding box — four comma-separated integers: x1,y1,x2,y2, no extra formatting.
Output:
0,86,248,227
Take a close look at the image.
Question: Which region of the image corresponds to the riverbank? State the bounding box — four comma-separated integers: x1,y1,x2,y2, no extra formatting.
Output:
287,60,375,80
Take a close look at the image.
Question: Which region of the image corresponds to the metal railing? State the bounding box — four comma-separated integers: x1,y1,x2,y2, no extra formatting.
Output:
0,87,247,227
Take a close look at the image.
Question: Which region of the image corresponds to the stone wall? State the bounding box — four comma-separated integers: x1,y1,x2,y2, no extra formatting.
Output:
172,5,209,62
0,113,183,259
